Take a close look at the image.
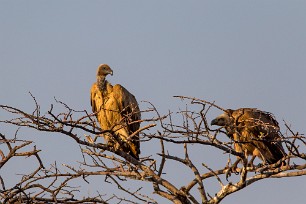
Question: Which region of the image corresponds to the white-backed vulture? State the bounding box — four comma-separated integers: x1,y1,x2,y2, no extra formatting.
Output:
90,64,141,160
211,108,286,166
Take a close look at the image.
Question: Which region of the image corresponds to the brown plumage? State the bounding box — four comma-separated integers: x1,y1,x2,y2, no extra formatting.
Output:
90,64,141,160
211,108,286,166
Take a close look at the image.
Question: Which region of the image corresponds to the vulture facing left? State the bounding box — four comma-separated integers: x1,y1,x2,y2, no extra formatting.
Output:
90,64,141,160
211,108,286,167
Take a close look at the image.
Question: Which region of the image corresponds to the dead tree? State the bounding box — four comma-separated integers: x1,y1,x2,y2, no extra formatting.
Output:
0,95,305,203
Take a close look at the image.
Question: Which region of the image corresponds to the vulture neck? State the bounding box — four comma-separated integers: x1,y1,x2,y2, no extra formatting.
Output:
97,75,108,93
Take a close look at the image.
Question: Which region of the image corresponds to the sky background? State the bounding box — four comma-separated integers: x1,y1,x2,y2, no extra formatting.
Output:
1,1,306,203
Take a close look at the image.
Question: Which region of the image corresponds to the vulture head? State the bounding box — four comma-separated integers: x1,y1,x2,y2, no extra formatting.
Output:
96,64,114,91
211,109,234,127
97,64,113,77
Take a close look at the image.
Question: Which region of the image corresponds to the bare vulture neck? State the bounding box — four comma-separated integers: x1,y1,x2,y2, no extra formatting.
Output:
97,75,108,92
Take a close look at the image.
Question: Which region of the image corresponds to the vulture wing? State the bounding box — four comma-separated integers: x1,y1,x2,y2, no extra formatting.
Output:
90,83,102,115
228,109,263,161
234,108,286,164
112,84,141,159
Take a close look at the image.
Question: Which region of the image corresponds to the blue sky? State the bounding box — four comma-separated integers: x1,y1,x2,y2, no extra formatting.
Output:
1,1,306,203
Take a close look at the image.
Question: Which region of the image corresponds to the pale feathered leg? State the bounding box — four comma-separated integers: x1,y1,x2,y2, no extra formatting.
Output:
226,157,241,180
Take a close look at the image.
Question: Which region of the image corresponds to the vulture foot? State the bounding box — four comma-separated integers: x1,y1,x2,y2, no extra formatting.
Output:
225,165,240,181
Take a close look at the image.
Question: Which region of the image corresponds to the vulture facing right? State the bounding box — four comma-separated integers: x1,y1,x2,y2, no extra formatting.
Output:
90,64,141,160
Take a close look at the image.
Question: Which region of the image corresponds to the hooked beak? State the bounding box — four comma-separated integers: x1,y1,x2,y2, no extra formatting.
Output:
211,118,218,126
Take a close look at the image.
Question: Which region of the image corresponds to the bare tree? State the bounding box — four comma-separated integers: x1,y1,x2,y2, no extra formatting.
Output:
1,95,305,203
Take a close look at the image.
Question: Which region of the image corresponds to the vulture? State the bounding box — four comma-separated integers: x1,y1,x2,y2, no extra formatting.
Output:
90,64,141,160
211,108,286,167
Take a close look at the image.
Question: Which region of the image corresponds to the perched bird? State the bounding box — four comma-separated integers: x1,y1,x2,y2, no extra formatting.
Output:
211,108,286,167
90,64,141,160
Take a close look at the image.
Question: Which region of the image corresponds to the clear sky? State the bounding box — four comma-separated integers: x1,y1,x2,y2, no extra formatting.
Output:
1,1,306,203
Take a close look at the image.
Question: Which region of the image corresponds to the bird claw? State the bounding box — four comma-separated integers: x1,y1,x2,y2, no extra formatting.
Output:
225,166,239,181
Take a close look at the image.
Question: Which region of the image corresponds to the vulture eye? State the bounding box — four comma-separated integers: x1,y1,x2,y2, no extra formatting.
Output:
218,118,226,125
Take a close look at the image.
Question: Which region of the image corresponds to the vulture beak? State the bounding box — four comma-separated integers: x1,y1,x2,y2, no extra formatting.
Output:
211,118,218,126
